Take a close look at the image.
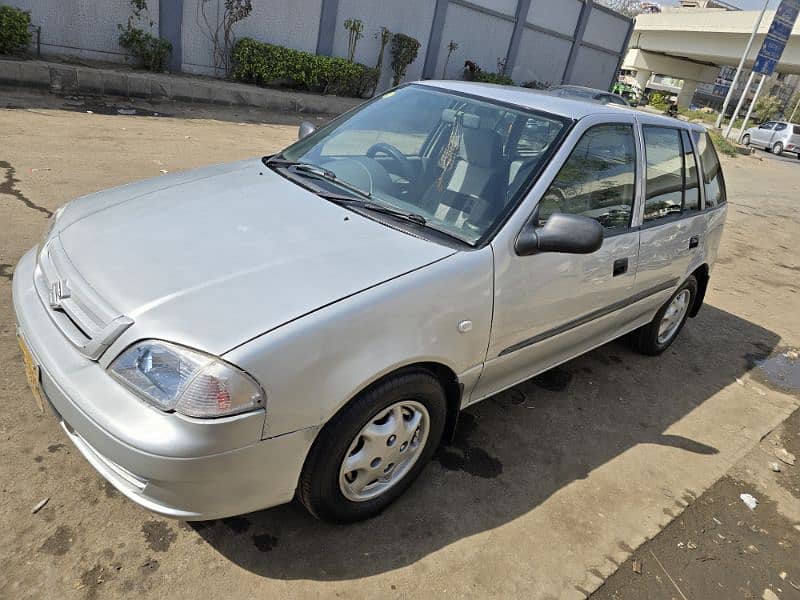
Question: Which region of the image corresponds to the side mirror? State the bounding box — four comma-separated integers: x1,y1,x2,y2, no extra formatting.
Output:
298,120,317,140
515,213,604,256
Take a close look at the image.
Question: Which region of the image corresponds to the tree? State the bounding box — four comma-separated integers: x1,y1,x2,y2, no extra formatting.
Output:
753,95,782,123
596,0,645,18
787,91,800,122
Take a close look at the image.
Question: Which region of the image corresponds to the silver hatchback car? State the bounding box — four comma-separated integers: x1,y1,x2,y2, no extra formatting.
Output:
13,82,727,523
742,120,800,157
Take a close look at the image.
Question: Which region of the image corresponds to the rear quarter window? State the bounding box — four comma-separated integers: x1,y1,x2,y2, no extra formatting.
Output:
693,131,727,208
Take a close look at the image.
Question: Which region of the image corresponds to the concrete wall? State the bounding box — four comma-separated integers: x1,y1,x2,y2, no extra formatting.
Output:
434,2,516,81
331,0,436,92
7,0,633,92
510,0,582,86
181,0,323,76
9,0,158,63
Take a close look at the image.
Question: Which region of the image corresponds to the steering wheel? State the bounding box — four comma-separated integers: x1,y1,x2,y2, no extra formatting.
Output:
366,142,416,184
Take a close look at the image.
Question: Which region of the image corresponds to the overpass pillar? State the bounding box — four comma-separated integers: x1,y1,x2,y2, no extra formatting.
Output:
634,69,652,92
677,79,698,109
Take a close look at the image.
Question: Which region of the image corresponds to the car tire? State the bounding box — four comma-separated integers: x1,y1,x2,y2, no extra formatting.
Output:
742,134,750,146
773,142,784,156
298,369,447,523
629,276,698,356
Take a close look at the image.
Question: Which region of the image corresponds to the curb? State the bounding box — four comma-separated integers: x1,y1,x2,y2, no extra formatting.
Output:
0,58,362,115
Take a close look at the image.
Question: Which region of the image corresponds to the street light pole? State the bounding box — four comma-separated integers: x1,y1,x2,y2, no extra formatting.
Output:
738,74,768,142
715,0,770,129
724,70,756,139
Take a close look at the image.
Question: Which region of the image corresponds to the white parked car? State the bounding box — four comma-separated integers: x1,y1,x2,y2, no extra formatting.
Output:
14,81,728,523
741,120,800,157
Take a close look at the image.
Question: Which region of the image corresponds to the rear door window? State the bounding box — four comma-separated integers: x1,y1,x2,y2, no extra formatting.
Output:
694,132,726,208
774,123,788,132
682,131,701,212
642,127,683,222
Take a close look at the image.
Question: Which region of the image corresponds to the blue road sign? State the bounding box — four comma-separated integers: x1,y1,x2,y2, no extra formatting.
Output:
753,0,800,75
753,55,778,75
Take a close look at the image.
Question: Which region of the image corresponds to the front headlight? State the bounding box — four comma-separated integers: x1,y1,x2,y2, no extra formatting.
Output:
109,340,264,418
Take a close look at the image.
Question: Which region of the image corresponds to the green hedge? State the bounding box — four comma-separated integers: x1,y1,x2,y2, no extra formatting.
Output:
472,71,514,86
0,5,31,56
232,37,375,98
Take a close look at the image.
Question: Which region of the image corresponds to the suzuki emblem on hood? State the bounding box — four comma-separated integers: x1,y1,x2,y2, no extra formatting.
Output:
48,279,71,310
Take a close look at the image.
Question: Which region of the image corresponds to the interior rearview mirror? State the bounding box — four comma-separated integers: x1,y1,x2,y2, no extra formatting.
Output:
515,213,604,256
298,121,317,140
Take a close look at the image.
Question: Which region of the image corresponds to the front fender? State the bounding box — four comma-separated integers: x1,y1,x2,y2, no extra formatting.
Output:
225,248,494,438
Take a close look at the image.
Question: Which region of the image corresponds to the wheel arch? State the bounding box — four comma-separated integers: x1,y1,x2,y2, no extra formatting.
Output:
320,361,463,449
688,263,709,318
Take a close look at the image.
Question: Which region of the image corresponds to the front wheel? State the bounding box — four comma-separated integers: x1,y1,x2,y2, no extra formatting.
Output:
298,370,447,522
742,134,750,146
629,276,698,356
773,142,784,156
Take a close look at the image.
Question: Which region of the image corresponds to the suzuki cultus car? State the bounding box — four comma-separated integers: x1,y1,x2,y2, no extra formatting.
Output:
14,81,727,522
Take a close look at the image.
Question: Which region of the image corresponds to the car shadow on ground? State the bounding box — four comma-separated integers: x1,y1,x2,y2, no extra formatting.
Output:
190,304,780,581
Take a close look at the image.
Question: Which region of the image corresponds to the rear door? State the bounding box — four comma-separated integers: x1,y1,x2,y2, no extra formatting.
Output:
634,125,706,312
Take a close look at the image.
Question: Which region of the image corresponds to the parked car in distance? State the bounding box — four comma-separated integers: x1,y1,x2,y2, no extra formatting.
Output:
549,84,630,107
13,81,727,523
741,120,800,158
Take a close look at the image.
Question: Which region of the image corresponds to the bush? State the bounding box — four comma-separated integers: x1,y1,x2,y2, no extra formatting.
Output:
648,91,669,111
232,37,373,97
522,80,549,90
473,71,514,86
0,5,31,56
708,130,738,158
390,33,420,87
753,95,781,123
118,0,172,72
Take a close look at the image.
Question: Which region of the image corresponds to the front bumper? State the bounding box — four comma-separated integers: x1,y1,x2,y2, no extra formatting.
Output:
13,247,316,520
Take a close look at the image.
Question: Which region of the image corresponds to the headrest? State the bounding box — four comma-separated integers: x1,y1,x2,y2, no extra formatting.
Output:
459,128,500,168
442,108,481,129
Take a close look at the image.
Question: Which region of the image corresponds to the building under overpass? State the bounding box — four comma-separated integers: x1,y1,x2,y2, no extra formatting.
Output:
622,4,800,108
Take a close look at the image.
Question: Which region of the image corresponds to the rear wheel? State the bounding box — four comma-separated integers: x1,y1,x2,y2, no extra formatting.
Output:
298,370,447,522
741,134,750,146
629,276,697,356
773,141,784,156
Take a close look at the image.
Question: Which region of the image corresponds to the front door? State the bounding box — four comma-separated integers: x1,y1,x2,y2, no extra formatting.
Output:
472,118,642,402
752,121,775,146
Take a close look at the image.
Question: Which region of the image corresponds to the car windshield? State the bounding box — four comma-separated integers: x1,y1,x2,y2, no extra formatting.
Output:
274,85,569,245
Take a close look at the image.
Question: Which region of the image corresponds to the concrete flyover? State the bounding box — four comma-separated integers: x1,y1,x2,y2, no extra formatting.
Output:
623,7,800,106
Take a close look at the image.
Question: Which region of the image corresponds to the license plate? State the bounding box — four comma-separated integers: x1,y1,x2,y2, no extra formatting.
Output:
17,333,44,412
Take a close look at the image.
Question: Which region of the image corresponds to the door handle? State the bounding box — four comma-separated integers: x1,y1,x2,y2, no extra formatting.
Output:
689,236,700,249
613,257,628,277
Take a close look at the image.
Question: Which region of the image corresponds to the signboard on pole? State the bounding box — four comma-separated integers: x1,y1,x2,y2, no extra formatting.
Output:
753,0,800,75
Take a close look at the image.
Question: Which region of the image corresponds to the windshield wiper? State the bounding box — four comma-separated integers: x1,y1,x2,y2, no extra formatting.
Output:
319,193,428,227
265,158,372,200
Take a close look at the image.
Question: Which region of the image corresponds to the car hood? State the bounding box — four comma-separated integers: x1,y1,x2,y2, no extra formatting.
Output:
56,159,455,356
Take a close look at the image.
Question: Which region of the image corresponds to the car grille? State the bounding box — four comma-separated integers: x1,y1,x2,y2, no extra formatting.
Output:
35,237,133,360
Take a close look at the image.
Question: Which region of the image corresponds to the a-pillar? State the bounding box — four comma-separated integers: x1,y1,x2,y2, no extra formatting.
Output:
676,79,698,108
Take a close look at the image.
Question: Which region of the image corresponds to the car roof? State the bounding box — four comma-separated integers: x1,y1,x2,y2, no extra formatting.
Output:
416,80,705,131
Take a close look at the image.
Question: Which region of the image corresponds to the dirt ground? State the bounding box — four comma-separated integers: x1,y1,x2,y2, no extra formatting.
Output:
593,408,800,600
0,89,798,600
